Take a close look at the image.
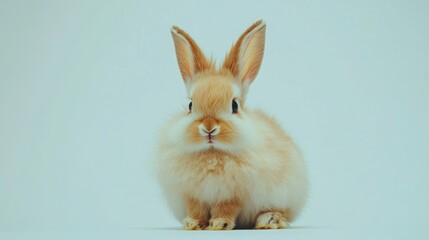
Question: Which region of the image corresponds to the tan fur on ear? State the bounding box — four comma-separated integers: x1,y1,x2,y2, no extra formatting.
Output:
222,20,266,85
171,26,212,82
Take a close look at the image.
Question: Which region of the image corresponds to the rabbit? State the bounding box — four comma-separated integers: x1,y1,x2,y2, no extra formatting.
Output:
156,20,308,230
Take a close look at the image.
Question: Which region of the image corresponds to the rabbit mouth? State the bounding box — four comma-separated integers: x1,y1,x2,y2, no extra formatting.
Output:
207,133,216,145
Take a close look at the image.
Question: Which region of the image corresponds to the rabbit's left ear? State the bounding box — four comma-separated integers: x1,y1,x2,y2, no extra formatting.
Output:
171,26,210,91
223,20,266,93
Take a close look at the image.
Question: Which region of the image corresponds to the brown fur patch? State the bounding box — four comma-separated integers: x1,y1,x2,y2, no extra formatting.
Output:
281,209,292,222
192,74,234,116
185,196,211,222
210,197,242,220
186,119,204,145
216,120,235,144
201,117,218,132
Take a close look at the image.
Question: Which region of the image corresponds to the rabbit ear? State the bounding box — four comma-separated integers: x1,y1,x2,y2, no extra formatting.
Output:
171,26,210,86
223,20,266,92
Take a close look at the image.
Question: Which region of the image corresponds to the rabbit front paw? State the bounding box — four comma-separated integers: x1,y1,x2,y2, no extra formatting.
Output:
183,217,208,230
206,217,234,230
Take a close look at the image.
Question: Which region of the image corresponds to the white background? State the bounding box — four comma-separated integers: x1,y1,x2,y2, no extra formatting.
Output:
0,0,428,239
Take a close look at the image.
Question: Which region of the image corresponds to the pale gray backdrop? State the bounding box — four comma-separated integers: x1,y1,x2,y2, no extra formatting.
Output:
0,0,428,239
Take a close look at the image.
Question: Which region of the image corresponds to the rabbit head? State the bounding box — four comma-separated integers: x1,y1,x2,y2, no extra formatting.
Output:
168,20,266,153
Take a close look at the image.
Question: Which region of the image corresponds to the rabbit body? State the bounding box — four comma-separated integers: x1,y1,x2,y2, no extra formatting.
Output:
156,21,308,230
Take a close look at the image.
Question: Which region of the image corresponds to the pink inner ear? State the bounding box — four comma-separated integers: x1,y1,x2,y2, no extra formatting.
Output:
171,26,212,83
237,25,265,84
222,20,266,85
171,32,193,81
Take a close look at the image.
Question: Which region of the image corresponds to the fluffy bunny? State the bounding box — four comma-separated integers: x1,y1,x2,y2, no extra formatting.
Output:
156,20,308,230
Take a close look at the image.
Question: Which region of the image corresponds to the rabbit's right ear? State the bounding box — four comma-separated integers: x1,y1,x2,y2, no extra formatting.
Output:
223,20,266,97
171,26,209,91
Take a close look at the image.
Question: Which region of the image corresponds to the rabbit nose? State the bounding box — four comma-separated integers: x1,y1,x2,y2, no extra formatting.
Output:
204,128,217,135
199,125,220,136
198,117,220,136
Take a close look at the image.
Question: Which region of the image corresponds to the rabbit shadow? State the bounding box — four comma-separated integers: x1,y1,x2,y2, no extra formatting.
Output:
135,226,336,231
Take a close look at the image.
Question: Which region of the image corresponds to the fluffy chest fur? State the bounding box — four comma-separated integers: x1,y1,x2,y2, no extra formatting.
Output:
171,150,248,204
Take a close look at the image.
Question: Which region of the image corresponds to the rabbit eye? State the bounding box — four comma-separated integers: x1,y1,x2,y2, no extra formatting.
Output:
188,101,192,112
232,100,238,114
